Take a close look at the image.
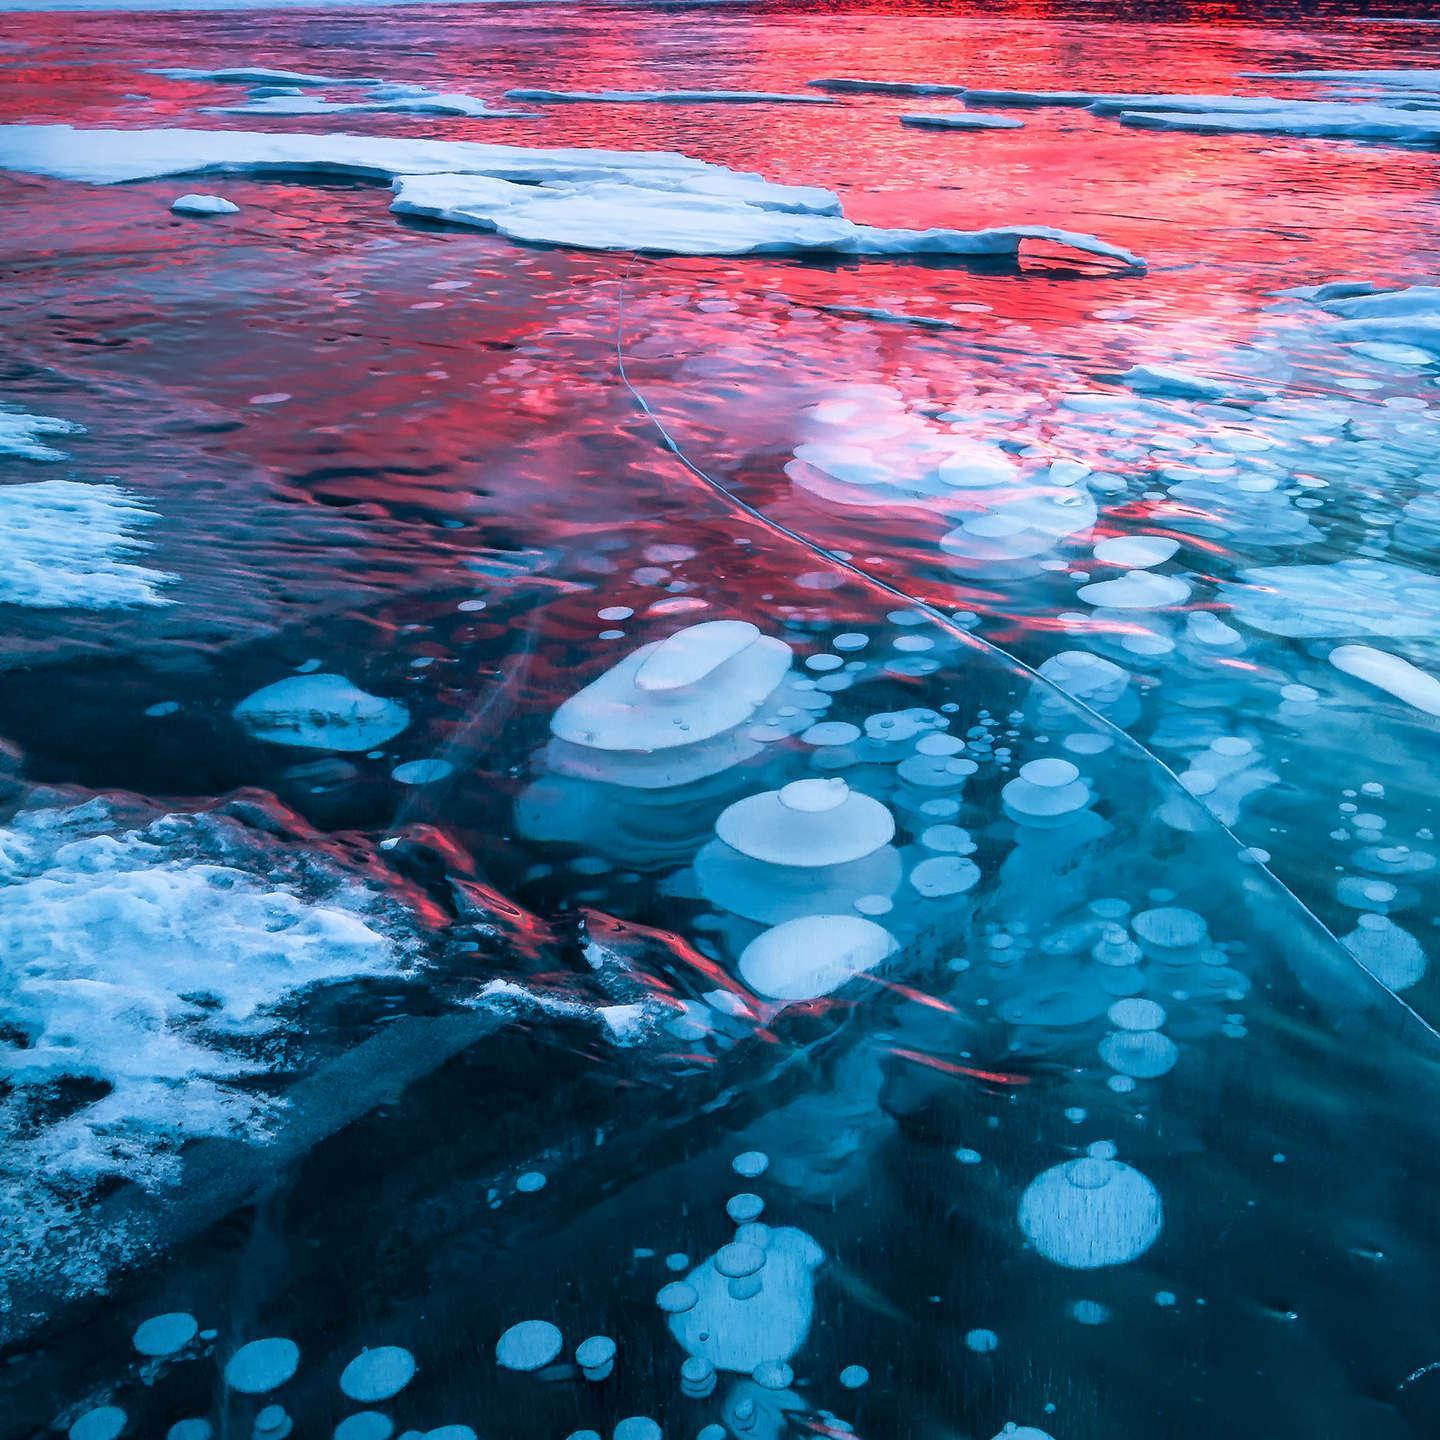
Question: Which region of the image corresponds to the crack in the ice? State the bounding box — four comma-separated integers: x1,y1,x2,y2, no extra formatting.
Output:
612,259,1440,1044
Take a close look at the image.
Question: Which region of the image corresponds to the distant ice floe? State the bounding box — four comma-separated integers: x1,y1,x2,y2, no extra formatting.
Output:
0,125,1144,266
504,88,837,105
900,111,1024,130
151,66,379,86
208,87,531,119
0,798,410,1286
1,480,175,609
808,70,1440,146
0,402,82,461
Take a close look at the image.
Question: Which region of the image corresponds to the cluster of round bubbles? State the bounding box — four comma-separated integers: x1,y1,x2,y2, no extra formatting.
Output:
783,383,1097,576
667,1226,826,1372
696,777,902,925
517,620,828,863
1018,1151,1163,1269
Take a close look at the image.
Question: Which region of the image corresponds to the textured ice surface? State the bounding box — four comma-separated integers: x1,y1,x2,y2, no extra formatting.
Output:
0,402,83,460
1226,561,1440,638
0,799,409,1296
0,126,1144,266
0,480,175,609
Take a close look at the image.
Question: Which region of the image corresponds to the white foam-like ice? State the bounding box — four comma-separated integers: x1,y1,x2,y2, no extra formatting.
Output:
0,126,1144,267
0,403,83,461
0,479,175,609
0,798,409,1256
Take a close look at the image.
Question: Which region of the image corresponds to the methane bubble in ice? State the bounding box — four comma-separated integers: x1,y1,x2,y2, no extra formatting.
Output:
133,1312,198,1356
1002,759,1091,826
553,621,790,754
168,1424,213,1440
576,1335,617,1381
613,1419,661,1440
1019,1155,1162,1268
716,779,894,866
1092,535,1180,568
225,1338,301,1393
334,1417,394,1440
657,1282,699,1314
669,1227,825,1371
839,1365,869,1388
989,1427,1054,1440
234,675,410,752
70,1409,126,1440
738,915,898,1000
496,1320,563,1372
340,1347,416,1402
1342,914,1427,990
1078,571,1191,609
909,855,981,897
734,1151,770,1178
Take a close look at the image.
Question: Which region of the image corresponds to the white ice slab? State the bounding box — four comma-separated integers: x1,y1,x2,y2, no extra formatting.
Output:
504,88,837,105
0,403,82,461
0,124,1142,266
900,112,1023,130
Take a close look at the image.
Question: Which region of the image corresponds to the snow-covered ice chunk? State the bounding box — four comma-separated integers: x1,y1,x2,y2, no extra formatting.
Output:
0,403,82,461
505,88,836,105
170,193,239,215
1329,645,1440,715
668,1227,825,1372
0,480,174,609
1017,1154,1163,1269
233,674,410,751
900,111,1023,130
0,126,1144,267
737,915,898,1000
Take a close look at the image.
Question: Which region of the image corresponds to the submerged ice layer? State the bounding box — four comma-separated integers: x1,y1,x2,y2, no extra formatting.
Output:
0,126,1145,265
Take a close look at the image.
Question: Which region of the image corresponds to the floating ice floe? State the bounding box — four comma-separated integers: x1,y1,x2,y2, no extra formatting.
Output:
808,77,969,96
737,914,898,1001
900,111,1023,130
1329,645,1440,716
208,89,530,119
170,193,239,215
151,66,381,86
233,673,411,751
1310,283,1440,355
504,88,837,104
668,1226,825,1372
0,126,1145,266
1017,1151,1163,1269
0,402,82,461
0,479,175,609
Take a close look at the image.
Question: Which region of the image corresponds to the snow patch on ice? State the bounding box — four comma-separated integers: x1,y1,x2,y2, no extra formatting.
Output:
0,479,175,609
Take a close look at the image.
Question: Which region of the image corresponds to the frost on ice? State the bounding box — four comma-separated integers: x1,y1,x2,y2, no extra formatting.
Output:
0,125,1145,267
0,798,411,1299
0,480,175,609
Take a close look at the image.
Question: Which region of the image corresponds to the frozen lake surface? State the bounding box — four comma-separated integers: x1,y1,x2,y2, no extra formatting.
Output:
2,3,1440,1439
